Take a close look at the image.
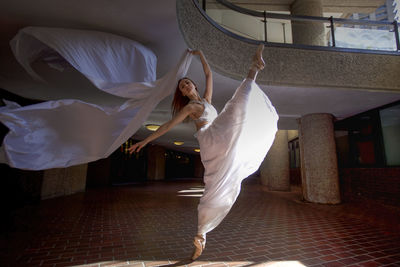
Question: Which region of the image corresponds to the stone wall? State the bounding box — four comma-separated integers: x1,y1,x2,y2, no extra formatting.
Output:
147,145,166,181
41,164,88,200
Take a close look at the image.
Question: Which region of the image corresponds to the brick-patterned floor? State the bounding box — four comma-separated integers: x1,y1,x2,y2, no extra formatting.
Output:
1,177,399,267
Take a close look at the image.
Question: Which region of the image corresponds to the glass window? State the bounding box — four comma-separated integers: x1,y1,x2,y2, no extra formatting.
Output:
380,104,400,166
335,109,385,167
349,114,380,166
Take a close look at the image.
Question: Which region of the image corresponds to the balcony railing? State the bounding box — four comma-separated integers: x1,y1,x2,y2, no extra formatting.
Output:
196,0,400,53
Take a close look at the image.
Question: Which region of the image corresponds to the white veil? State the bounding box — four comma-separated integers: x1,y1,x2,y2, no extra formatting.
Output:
0,27,192,170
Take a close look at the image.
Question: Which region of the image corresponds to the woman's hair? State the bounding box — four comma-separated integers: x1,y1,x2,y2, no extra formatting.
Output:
171,77,198,118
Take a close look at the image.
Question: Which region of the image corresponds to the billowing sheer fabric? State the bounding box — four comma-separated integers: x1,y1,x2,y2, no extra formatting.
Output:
10,26,158,89
195,78,278,235
0,27,192,170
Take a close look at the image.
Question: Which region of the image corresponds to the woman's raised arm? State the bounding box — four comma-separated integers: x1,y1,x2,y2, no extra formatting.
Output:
128,104,196,154
191,50,213,104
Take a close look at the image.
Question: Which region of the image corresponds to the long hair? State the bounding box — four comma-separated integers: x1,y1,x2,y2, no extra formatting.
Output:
171,77,199,119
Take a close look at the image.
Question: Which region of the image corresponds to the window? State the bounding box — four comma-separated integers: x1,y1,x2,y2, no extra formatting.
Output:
335,101,400,167
380,103,400,166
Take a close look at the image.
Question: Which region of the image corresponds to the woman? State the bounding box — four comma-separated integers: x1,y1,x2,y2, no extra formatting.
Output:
129,45,278,260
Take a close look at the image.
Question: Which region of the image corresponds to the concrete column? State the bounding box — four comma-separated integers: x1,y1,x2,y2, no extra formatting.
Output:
147,145,166,180
260,130,290,191
41,164,87,199
290,0,326,46
298,113,340,204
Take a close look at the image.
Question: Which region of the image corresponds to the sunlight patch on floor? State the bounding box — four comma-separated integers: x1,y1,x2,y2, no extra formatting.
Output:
260,261,306,266
177,186,205,198
72,260,306,266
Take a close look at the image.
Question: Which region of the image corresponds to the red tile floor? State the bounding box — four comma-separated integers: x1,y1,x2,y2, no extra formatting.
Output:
1,177,399,267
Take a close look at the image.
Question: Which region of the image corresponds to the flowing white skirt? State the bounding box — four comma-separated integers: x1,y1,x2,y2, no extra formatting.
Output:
196,78,278,235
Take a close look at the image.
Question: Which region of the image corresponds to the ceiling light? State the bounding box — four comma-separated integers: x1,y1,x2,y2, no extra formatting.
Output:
174,141,184,146
145,124,160,131
194,148,200,152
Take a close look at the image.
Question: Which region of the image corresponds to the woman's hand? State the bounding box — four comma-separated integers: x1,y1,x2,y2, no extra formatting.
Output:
128,140,147,154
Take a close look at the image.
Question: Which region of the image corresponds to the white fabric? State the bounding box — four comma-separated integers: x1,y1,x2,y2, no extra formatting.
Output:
195,78,278,235
10,27,157,90
190,98,218,123
0,27,192,170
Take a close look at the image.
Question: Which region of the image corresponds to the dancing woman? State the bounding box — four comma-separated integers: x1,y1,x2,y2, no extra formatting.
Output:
129,45,278,260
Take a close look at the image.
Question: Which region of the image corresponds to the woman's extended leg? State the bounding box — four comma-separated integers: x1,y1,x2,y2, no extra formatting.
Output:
247,44,265,80
212,43,265,121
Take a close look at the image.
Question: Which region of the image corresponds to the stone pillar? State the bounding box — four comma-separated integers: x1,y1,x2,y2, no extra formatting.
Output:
41,164,88,199
147,145,166,180
260,130,290,191
298,113,340,204
290,0,326,46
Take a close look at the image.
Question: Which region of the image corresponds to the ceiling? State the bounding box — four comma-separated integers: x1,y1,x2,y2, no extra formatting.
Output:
0,0,399,154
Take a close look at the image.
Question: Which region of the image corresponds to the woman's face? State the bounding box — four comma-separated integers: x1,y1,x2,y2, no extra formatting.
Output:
179,78,196,96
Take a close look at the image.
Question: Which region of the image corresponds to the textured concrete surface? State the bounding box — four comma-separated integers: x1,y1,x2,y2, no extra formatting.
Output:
287,130,299,141
291,0,326,46
147,145,166,181
260,130,290,191
299,113,340,204
41,164,87,200
176,0,400,92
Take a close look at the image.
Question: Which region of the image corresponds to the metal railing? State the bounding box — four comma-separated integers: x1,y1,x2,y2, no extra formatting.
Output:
197,0,400,52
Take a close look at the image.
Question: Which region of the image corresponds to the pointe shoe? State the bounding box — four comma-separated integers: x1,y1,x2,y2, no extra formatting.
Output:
191,235,206,260
251,44,265,71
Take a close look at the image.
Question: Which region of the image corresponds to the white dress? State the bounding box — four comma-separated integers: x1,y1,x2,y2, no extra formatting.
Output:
194,78,279,235
0,27,192,170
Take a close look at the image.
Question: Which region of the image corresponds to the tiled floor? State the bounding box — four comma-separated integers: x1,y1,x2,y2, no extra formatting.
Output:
1,177,399,267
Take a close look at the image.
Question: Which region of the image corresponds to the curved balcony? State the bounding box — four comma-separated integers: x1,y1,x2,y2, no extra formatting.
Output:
176,0,400,92
199,0,400,51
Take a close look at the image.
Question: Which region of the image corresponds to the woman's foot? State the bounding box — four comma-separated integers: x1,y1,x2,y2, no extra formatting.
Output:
191,234,206,260
251,44,265,71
